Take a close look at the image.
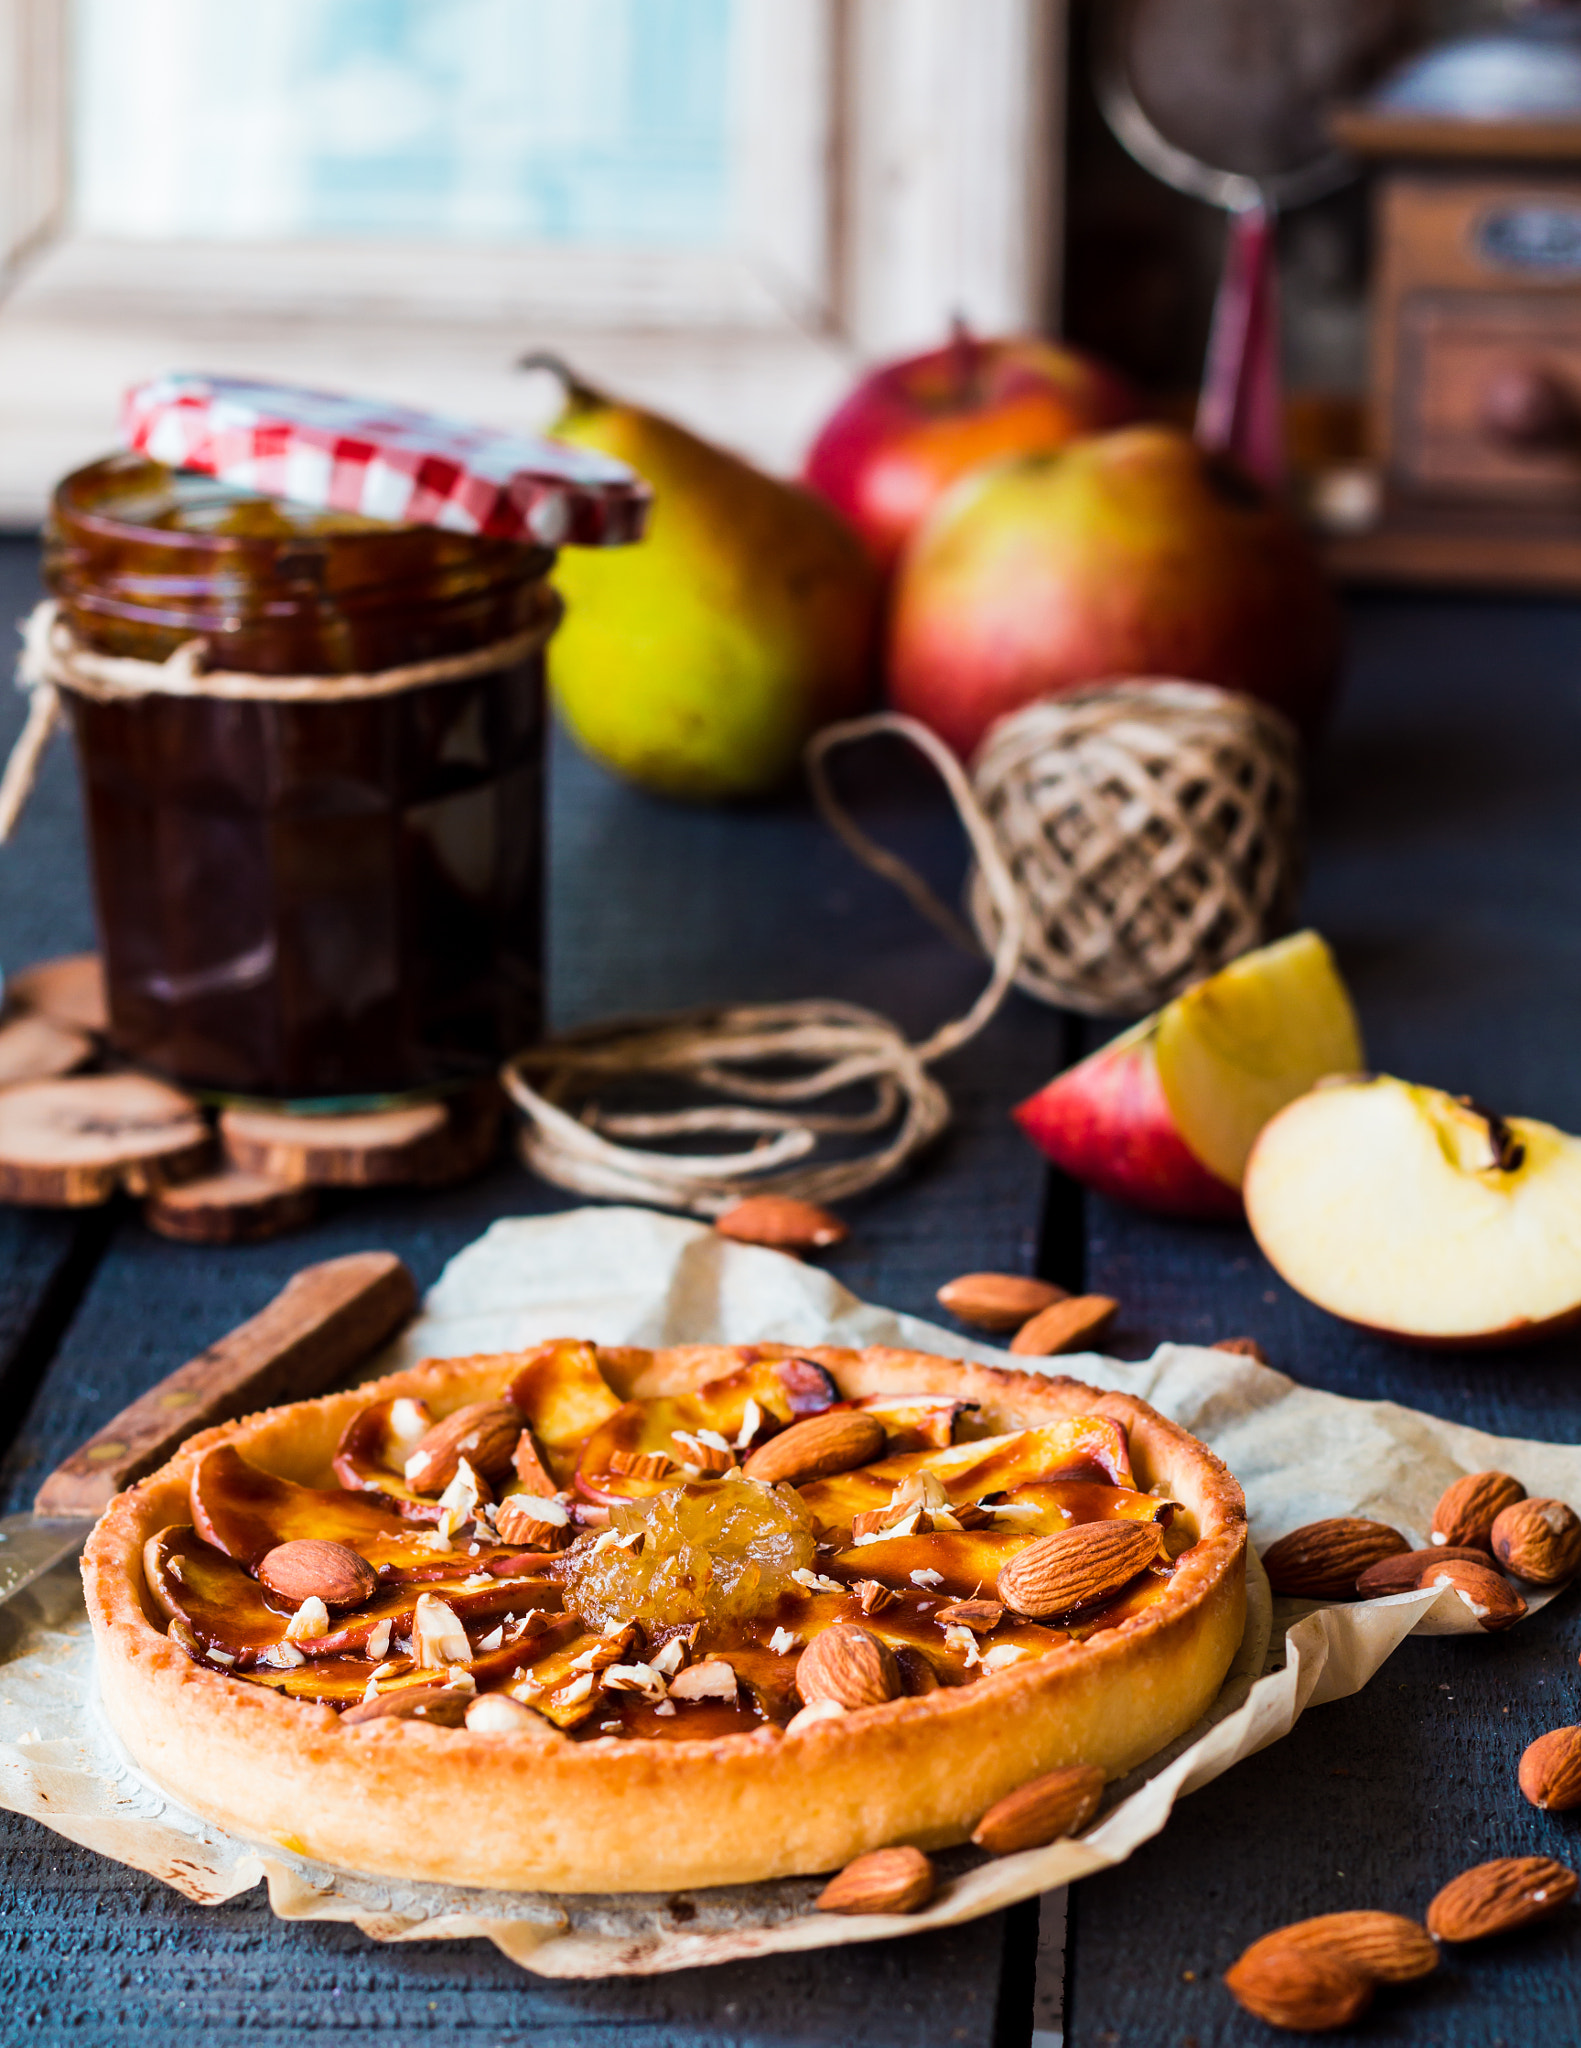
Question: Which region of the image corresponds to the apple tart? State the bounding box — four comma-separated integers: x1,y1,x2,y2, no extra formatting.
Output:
85,1338,1247,1892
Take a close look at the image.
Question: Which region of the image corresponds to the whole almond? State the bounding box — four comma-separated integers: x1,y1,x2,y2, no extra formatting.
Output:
714,1195,847,1253
1492,1497,1581,1584
405,1400,523,1492
1008,1294,1119,1357
1224,1945,1372,2031
796,1624,901,1710
1213,1336,1269,1363
1418,1556,1526,1631
1236,1911,1437,1986
1431,1469,1526,1550
1427,1855,1579,1941
1261,1518,1409,1599
998,1518,1160,1618
815,1845,934,1915
1519,1725,1581,1810
341,1681,472,1728
256,1538,377,1611
936,1272,1066,1333
1356,1544,1486,1597
971,1764,1105,1854
742,1409,884,1485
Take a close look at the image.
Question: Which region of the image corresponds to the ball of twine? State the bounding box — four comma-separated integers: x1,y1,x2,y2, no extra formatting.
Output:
965,680,1302,1015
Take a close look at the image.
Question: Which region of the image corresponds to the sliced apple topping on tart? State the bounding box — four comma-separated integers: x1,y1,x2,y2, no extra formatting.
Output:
147,1339,1200,1739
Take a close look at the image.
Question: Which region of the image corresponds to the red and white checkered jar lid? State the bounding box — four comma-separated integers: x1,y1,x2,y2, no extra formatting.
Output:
121,372,650,547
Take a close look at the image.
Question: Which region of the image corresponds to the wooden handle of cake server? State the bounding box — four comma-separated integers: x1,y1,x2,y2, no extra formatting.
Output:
32,1250,418,1517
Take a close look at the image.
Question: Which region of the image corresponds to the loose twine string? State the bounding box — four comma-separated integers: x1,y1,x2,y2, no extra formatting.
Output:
503,713,1028,1214
6,603,1026,1215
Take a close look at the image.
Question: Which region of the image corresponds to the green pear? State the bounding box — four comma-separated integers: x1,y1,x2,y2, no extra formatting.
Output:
537,362,880,801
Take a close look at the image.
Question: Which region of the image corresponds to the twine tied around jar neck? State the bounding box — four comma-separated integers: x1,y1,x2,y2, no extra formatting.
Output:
0,593,562,843
505,686,1301,1216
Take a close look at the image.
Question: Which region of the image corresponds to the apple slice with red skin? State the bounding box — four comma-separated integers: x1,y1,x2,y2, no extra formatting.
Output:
1245,1074,1581,1347
191,1444,423,1570
1015,931,1364,1221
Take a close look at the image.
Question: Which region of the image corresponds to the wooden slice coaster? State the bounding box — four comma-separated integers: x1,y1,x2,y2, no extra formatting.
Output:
220,1085,503,1190
220,1098,453,1188
0,1073,212,1206
145,1166,318,1245
6,953,109,1035
0,1013,95,1088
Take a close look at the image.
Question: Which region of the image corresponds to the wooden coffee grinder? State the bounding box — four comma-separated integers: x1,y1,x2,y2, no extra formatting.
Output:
1329,5,1581,588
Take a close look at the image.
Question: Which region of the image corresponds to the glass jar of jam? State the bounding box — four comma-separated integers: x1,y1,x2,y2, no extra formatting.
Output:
45,454,553,1102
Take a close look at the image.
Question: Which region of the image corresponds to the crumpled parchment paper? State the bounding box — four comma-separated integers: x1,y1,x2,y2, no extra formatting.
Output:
1,1205,1575,1978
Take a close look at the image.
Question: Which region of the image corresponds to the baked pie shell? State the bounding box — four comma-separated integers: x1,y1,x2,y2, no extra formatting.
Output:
84,1342,1248,1894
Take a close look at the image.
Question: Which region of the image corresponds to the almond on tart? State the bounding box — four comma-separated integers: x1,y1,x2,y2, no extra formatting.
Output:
84,1338,1247,1892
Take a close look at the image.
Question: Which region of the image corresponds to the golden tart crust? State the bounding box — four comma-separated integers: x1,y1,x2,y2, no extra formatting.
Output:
85,1341,1247,1893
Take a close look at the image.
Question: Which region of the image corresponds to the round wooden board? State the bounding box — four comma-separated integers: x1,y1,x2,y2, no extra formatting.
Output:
0,1073,211,1206
144,1167,318,1245
0,1013,95,1088
219,1099,453,1188
6,953,109,1035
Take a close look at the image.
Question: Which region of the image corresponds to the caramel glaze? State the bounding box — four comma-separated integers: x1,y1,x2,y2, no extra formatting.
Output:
147,1362,1196,1741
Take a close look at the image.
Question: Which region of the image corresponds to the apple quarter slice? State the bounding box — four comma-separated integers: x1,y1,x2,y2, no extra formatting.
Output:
1244,1075,1581,1346
1154,931,1363,1188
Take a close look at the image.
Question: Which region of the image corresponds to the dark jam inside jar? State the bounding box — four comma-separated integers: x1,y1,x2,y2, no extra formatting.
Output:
46,454,554,1101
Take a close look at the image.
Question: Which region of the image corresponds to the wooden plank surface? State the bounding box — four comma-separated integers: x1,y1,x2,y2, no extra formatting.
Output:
0,538,1057,2045
1067,592,1581,2045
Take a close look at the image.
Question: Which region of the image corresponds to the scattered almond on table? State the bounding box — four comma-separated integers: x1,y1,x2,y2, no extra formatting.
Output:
1490,1497,1581,1584
1431,1468,1525,1550
1418,1556,1527,1631
1355,1544,1486,1596
713,1194,847,1253
1235,1910,1437,1986
1518,1725,1581,1811
815,1845,935,1916
935,1271,1066,1333
1007,1293,1118,1357
1261,1517,1409,1599
971,1764,1106,1854
1224,1945,1373,2032
1426,1855,1578,1941
1212,1335,1269,1362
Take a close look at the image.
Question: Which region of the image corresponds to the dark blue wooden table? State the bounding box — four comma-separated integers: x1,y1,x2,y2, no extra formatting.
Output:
1,526,1579,2044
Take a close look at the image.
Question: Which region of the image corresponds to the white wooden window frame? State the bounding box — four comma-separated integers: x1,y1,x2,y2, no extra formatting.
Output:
0,0,1064,521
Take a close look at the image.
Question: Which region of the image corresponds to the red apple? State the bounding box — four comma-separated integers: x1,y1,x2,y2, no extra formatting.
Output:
1014,933,1363,1220
802,325,1136,574
888,424,1342,759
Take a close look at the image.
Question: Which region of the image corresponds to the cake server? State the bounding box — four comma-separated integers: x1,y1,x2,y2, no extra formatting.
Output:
0,1249,416,1607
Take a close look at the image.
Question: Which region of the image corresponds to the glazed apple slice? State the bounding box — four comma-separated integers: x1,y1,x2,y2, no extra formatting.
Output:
143,1524,289,1667
1245,1074,1581,1346
852,1393,973,1451
1015,930,1363,1218
332,1395,448,1518
505,1340,625,1485
796,1417,1134,1535
191,1443,439,1572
